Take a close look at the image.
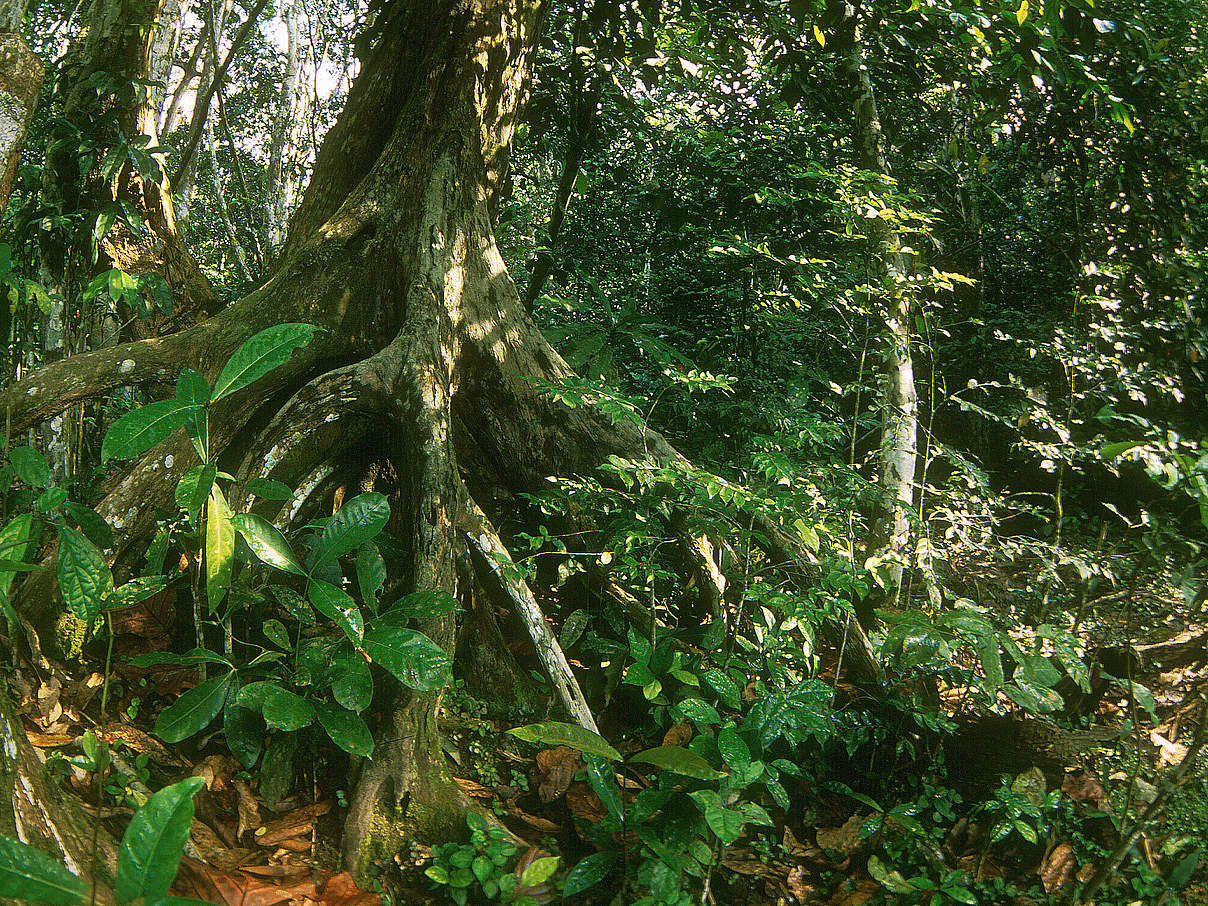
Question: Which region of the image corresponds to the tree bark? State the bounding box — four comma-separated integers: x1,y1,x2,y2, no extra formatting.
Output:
841,9,919,611
261,0,301,259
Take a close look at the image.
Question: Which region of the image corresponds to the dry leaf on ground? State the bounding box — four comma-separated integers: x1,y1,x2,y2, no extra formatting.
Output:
1040,842,1078,893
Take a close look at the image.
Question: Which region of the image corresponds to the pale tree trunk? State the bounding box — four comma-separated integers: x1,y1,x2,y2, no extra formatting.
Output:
205,118,253,280
842,11,919,611
261,0,301,259
146,0,184,134
173,0,231,223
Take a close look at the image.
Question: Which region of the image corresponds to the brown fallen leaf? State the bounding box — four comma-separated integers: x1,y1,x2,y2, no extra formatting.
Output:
455,777,494,800
507,807,560,836
272,837,313,853
1062,770,1108,808
816,814,866,854
234,779,262,840
317,872,381,906
1040,842,1078,893
239,864,312,880
662,720,693,748
787,864,820,903
827,878,879,905
254,801,331,846
172,856,316,906
25,729,75,747
534,746,582,803
565,782,607,822
98,722,187,766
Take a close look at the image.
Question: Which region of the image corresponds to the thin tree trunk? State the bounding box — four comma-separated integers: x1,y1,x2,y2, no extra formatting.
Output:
160,24,207,137
146,0,184,135
262,0,301,258
842,11,919,611
206,119,253,281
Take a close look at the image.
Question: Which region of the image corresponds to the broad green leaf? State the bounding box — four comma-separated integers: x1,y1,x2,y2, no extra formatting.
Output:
584,754,623,821
176,368,210,407
506,722,620,760
211,323,319,401
315,701,374,756
0,514,37,597
128,648,232,668
377,590,460,624
105,576,170,610
57,524,113,623
362,626,451,691
675,697,722,727
246,478,295,501
563,852,618,898
310,493,390,568
262,618,290,649
64,501,113,549
101,399,196,463
356,542,386,607
116,776,205,904
232,513,305,575
205,486,235,610
224,703,264,768
175,464,216,526
717,726,751,772
867,855,918,895
35,488,67,512
559,609,588,648
331,649,373,711
519,855,559,887
269,584,314,625
0,835,88,905
692,794,744,844
10,445,49,488
237,681,314,730
700,667,742,709
155,673,232,742
1003,681,1062,714
629,745,724,780
308,580,364,645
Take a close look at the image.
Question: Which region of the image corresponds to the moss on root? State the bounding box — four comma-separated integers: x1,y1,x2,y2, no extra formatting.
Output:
53,611,89,659
353,781,467,885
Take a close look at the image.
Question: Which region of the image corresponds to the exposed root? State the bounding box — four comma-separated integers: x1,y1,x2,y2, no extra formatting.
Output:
462,500,599,733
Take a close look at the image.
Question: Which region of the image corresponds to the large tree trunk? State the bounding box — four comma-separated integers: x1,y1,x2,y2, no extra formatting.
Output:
4,0,880,883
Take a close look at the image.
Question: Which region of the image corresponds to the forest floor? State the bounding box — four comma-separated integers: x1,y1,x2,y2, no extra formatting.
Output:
8,540,1207,906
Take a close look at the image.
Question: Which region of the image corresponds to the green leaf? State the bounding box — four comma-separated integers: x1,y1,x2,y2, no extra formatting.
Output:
310,493,390,568
519,855,559,887
116,776,205,904
331,650,373,711
211,323,319,402
63,501,114,550
675,697,722,727
717,726,751,772
224,703,264,769
101,399,196,463
268,584,314,625
10,445,49,488
630,746,724,780
205,485,235,610
563,852,618,897
315,702,374,756
0,835,88,905
378,590,459,622
35,487,67,512
1003,681,1063,714
867,855,918,895
155,674,232,743
507,722,621,760
246,478,294,501
559,609,588,648
701,667,742,709
699,798,744,844
57,524,114,623
232,513,305,576
105,576,170,610
356,542,386,607
362,625,451,691
176,368,210,407
175,464,216,526
584,754,623,821
128,648,232,668
308,580,364,645
262,618,290,649
0,514,37,597
237,682,314,731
